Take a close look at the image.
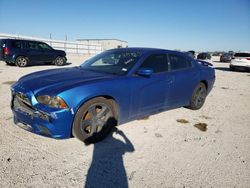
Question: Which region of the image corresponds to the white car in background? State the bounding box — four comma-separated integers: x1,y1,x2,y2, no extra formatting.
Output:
230,52,250,71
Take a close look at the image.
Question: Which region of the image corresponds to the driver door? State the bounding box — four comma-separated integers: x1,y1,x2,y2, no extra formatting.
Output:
38,42,55,62
130,53,173,118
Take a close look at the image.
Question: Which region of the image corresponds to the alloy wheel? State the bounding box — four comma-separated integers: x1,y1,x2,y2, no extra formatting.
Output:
81,103,112,135
16,57,28,67
193,86,206,108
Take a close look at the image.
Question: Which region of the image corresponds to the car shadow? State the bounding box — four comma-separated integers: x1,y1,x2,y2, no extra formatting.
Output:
5,62,72,67
33,62,72,67
61,62,72,66
85,128,135,188
213,67,231,72
214,67,250,73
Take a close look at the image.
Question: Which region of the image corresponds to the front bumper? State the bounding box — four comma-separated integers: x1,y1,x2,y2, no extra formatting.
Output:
11,91,74,139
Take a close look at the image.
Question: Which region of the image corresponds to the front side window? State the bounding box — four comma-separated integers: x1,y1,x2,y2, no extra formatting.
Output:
38,43,52,50
169,54,192,71
80,51,142,75
139,54,168,73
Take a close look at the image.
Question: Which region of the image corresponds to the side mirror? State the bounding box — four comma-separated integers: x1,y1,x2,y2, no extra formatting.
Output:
137,68,153,77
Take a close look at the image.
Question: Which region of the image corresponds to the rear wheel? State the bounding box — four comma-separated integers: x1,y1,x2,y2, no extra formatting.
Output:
15,56,28,67
72,97,117,144
54,56,66,66
188,82,207,110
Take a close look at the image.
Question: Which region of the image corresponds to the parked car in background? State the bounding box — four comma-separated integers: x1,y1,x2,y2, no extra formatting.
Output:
220,53,233,62
0,39,67,67
188,50,196,58
230,52,250,71
228,51,234,56
212,52,222,56
11,48,215,144
185,51,195,59
197,52,211,60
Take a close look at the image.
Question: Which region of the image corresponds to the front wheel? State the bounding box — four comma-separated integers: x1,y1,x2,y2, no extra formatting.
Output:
15,56,28,67
72,97,117,144
54,56,66,66
188,82,207,110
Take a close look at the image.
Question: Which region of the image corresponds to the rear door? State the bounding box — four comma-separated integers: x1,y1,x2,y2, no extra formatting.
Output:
25,41,44,62
167,53,199,108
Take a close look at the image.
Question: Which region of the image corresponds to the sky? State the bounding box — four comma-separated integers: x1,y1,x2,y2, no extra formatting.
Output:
0,0,249,52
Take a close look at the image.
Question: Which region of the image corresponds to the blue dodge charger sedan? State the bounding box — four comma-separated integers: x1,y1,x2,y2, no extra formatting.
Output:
11,48,215,144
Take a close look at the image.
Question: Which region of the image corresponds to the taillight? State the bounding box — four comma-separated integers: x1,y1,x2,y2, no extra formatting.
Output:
246,58,250,60
3,47,9,55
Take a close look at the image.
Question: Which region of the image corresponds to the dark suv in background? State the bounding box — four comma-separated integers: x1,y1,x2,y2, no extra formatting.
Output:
0,39,67,67
197,52,211,60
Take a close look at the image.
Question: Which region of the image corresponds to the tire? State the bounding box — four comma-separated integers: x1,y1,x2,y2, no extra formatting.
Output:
72,97,118,144
188,82,207,110
15,56,28,67
54,56,66,66
229,66,235,71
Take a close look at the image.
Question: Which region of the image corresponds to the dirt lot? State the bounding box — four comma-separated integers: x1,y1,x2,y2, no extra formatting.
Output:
0,56,250,187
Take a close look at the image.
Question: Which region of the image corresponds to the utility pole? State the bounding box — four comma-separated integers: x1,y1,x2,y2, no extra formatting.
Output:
49,33,52,46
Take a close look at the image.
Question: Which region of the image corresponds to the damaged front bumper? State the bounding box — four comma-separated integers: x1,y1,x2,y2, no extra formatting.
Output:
11,90,74,139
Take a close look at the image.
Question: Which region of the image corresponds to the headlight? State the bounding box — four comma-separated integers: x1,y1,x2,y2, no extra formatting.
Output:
36,95,68,109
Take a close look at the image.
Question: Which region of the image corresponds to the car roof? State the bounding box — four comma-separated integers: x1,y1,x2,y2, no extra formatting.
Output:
198,52,210,54
0,38,45,43
107,47,186,56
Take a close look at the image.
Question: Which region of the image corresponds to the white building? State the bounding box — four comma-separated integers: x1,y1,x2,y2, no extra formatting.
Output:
76,39,128,51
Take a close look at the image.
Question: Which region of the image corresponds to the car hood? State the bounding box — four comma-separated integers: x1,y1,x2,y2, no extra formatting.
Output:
54,49,66,55
16,67,116,95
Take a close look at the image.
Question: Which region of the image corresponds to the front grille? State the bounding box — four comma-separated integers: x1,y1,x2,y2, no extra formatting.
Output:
15,92,33,108
12,92,35,115
12,91,51,122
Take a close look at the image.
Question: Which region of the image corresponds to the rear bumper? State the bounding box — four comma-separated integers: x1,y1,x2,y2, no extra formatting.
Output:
0,54,15,63
11,93,74,139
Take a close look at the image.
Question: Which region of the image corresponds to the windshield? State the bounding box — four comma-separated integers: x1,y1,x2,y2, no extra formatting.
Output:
80,50,142,75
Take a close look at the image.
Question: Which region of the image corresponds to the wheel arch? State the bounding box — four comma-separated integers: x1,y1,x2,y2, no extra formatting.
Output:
70,94,120,137
200,80,208,90
15,55,30,63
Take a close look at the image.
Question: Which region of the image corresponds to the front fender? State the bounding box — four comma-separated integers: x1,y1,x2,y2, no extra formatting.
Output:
58,78,134,124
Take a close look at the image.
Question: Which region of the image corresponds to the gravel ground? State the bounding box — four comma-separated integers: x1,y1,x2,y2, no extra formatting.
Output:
0,57,250,188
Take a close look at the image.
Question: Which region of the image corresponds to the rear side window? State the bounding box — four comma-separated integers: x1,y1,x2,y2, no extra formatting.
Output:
27,42,40,50
169,54,192,71
0,40,5,48
11,40,22,49
140,54,168,73
234,53,250,57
